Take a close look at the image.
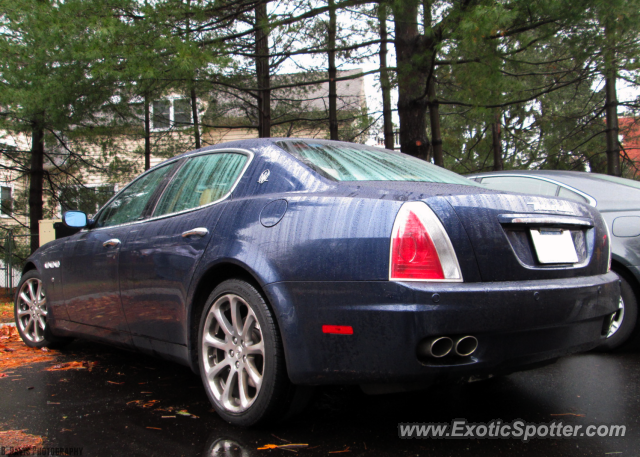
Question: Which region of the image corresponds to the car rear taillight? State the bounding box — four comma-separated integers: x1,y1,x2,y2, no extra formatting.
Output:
389,202,462,282
604,222,612,272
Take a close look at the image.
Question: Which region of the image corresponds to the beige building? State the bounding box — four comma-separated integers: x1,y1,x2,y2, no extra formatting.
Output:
0,70,366,231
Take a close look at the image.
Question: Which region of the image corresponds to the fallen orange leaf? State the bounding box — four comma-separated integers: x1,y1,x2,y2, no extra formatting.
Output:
0,429,44,453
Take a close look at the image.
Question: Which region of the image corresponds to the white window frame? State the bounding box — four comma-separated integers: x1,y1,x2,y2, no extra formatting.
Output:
0,182,14,218
150,97,193,131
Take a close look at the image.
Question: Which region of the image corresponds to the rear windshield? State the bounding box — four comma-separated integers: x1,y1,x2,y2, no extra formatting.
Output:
277,140,478,185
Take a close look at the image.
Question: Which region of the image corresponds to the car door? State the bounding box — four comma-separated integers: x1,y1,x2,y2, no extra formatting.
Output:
62,162,178,335
119,151,251,346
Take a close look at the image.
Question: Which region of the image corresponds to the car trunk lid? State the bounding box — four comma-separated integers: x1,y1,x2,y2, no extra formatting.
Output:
439,192,608,281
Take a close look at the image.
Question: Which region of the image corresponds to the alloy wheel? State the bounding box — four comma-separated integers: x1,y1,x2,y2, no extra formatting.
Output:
201,293,265,412
607,296,625,338
16,278,47,344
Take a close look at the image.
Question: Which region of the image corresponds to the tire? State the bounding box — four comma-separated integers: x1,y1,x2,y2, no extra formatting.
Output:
198,279,301,426
14,270,72,349
599,273,638,351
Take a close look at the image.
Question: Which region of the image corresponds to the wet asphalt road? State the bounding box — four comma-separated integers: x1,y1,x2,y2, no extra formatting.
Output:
1,337,639,457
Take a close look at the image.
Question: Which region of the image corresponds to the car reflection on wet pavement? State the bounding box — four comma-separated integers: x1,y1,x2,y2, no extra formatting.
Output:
0,336,639,456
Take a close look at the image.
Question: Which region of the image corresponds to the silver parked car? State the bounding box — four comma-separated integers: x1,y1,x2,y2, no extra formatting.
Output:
467,170,639,350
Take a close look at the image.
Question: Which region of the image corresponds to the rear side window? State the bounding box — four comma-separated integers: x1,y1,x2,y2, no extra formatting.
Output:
277,140,479,185
480,176,558,196
557,186,589,204
154,152,248,216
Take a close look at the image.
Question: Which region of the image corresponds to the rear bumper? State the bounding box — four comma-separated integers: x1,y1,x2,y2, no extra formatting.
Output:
266,272,620,386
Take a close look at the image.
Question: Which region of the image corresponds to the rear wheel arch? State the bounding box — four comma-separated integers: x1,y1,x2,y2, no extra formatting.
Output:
611,259,640,294
187,261,280,374
602,260,640,350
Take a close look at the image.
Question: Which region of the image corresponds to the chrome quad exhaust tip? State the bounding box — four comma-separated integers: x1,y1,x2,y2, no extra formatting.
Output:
418,336,454,358
453,335,478,357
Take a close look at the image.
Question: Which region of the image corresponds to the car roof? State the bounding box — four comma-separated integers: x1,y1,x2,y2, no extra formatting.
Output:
173,138,369,159
468,170,640,211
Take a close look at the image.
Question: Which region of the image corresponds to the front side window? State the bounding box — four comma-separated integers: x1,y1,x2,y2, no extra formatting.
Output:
95,164,175,228
277,140,479,185
1,186,12,217
60,185,115,217
154,152,248,216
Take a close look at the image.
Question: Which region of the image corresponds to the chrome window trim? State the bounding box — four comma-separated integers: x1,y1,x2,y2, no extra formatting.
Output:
87,148,254,232
469,173,597,207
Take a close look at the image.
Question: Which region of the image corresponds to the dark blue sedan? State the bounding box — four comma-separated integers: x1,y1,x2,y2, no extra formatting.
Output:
15,139,620,426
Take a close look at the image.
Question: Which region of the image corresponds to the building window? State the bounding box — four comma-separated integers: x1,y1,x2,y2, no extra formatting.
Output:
152,99,192,130
59,185,116,217
1,186,12,217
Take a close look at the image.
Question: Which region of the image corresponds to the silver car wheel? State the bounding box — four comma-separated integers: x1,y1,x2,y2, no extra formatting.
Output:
16,277,47,344
607,296,625,338
201,293,265,413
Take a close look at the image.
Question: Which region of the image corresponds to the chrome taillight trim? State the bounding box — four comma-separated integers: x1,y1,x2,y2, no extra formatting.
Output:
389,201,463,282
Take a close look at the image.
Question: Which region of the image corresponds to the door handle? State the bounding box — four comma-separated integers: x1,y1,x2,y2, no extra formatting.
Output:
182,227,209,238
103,239,121,247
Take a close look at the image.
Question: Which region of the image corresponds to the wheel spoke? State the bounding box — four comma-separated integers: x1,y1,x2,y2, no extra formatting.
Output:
19,292,32,306
213,305,234,337
204,333,228,350
28,280,36,302
245,359,262,388
221,369,237,407
25,316,35,334
230,296,243,336
37,316,47,332
206,358,230,379
35,281,42,303
17,307,30,317
241,314,256,341
245,340,264,356
33,320,43,340
238,369,250,408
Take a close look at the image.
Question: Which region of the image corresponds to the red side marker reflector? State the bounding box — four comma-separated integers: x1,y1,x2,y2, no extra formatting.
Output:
322,325,353,335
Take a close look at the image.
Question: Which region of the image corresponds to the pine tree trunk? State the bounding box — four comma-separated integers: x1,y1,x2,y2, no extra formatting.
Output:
492,109,503,171
255,1,271,138
604,21,620,176
186,1,201,150
392,0,430,160
144,95,151,170
427,74,443,166
378,5,394,150
328,0,338,140
29,115,45,253
191,86,201,149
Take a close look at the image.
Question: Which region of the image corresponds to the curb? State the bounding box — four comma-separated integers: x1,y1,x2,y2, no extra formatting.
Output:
0,322,16,327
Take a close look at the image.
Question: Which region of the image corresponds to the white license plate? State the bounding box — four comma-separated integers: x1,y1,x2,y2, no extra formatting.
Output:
530,228,579,264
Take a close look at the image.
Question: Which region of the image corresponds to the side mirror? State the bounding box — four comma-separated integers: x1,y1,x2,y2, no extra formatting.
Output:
63,211,88,228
